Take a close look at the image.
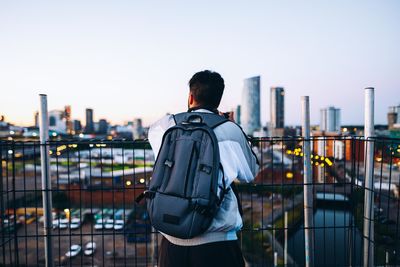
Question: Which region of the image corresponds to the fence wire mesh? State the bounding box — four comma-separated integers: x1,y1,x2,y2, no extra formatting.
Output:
1,136,399,266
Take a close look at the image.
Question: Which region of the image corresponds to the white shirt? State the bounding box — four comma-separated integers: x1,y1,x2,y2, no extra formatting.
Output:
148,109,259,246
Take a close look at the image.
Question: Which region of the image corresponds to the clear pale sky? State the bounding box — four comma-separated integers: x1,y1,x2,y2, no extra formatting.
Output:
1,0,399,127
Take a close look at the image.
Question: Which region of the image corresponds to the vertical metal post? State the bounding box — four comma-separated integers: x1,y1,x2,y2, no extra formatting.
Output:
284,211,288,266
151,227,157,266
302,96,314,267
363,88,374,267
274,252,278,267
39,94,54,267
386,251,389,265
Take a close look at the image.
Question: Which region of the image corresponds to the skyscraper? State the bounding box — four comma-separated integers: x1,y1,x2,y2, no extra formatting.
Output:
64,105,73,134
49,110,67,133
235,105,241,125
73,120,82,133
270,87,285,129
98,119,109,134
85,108,94,134
320,106,341,132
132,118,144,139
388,106,398,130
34,111,39,128
241,76,261,135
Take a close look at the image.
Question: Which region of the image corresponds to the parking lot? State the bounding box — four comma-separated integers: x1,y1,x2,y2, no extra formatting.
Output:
3,209,159,267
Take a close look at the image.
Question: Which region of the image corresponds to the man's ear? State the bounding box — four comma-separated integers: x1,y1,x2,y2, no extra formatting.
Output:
189,93,194,106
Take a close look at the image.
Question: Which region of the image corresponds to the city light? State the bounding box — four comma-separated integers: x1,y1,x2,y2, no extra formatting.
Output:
64,208,70,220
126,180,132,186
286,149,334,167
57,145,67,152
286,172,294,179
139,178,145,184
95,144,107,148
325,158,333,166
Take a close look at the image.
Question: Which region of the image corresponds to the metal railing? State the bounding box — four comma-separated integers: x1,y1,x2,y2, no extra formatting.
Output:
1,136,399,266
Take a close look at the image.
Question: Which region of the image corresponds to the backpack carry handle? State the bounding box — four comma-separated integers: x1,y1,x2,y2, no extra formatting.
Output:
184,114,203,124
174,112,229,129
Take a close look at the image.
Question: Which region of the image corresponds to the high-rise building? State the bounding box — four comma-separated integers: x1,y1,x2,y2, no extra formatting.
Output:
64,105,73,134
85,108,94,134
98,119,109,134
397,105,400,124
241,76,261,135
49,110,67,133
235,105,241,125
73,120,82,133
388,106,398,130
320,106,341,132
34,111,39,127
132,118,144,139
270,87,285,129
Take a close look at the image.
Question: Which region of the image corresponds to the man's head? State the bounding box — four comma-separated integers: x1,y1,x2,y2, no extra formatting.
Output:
188,70,225,111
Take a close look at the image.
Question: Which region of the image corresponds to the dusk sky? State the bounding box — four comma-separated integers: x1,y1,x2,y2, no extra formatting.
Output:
1,0,399,127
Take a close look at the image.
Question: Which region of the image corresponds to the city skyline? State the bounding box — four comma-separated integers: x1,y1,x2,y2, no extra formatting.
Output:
1,1,399,127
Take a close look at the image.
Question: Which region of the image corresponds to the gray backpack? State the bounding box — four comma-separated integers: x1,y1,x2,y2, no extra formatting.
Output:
145,112,229,239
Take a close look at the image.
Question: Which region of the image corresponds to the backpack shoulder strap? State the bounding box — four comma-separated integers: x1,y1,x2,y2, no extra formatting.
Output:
173,112,229,129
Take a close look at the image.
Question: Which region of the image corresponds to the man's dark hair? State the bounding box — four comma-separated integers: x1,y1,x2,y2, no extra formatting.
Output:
189,70,225,110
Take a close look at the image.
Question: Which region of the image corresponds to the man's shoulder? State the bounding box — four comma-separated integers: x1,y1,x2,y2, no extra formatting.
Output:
213,121,246,142
149,114,176,131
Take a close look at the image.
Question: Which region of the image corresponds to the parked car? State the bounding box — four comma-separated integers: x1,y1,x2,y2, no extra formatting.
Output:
59,218,69,224
105,219,114,230
84,242,96,256
114,220,124,231
94,218,107,230
52,219,68,229
70,218,81,230
94,223,103,230
65,244,81,258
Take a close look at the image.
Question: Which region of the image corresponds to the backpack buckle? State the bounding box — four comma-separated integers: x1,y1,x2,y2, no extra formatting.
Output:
199,164,212,175
135,190,155,203
164,160,174,168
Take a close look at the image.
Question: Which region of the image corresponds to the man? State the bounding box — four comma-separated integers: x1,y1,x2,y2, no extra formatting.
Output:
148,70,259,267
